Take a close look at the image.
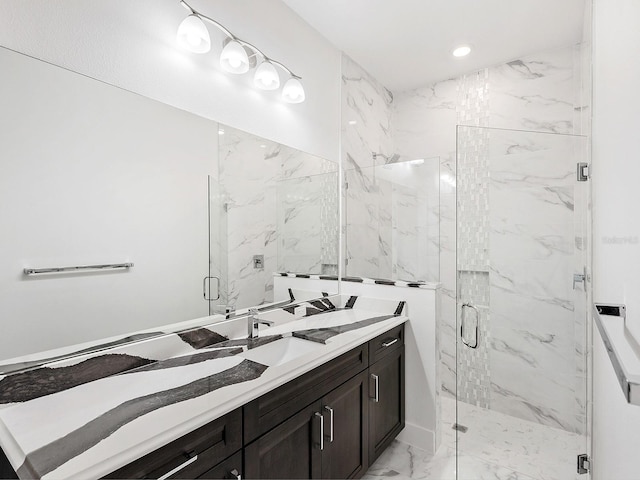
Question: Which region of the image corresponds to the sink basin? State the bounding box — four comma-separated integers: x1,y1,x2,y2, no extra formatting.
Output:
237,337,323,367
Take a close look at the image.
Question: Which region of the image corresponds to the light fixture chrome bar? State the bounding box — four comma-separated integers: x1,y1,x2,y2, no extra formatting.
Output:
23,263,134,275
178,0,301,79
179,1,234,39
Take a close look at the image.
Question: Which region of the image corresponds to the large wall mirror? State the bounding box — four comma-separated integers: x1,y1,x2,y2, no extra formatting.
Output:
0,46,339,365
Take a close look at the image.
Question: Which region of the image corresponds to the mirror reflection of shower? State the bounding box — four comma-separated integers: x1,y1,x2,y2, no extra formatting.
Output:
343,152,441,283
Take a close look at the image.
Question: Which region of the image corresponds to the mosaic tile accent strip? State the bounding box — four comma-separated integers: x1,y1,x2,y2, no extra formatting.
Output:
456,70,490,272
320,171,339,271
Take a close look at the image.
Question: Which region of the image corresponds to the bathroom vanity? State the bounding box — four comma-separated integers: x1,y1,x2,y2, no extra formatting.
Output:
0,295,406,479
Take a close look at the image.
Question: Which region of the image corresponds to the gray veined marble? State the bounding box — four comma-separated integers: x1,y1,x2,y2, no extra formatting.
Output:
16,359,268,479
293,314,400,344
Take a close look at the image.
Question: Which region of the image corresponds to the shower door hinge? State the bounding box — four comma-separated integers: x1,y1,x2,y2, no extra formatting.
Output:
577,162,590,182
577,453,590,474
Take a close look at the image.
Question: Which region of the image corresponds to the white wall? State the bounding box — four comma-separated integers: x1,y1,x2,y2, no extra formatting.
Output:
592,0,640,477
0,0,341,162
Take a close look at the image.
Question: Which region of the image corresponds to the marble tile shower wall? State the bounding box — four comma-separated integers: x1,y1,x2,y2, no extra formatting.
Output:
277,171,339,274
487,131,583,433
391,45,588,433
342,54,439,282
218,128,336,309
342,54,394,279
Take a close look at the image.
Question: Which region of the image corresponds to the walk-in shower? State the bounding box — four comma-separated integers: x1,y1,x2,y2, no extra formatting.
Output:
454,126,591,480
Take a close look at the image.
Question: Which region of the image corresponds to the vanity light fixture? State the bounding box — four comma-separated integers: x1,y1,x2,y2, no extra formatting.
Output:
176,14,211,53
176,0,304,103
220,39,250,74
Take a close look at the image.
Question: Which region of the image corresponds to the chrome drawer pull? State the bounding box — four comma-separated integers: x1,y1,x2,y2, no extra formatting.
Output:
371,374,379,402
315,412,324,450
324,406,334,442
157,452,198,480
381,338,398,348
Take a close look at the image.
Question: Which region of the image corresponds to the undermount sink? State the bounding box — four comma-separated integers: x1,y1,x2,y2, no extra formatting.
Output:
238,336,324,367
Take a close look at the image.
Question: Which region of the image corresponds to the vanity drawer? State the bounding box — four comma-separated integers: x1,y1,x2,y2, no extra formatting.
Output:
198,450,243,479
369,323,404,364
244,343,368,443
103,408,242,479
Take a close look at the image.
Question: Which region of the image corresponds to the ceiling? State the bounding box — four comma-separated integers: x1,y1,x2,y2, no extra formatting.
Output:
282,0,586,92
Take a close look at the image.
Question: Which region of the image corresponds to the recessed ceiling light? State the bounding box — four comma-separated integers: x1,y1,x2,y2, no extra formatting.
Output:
348,120,357,125
218,128,225,135
452,45,471,57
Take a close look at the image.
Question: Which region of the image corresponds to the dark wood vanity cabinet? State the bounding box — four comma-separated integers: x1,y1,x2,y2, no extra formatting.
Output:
369,346,405,463
320,370,369,479
244,370,370,480
245,324,404,479
368,324,405,463
244,400,323,479
100,323,405,480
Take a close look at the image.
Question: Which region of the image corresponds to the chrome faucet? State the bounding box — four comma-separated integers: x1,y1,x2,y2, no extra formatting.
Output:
248,308,274,339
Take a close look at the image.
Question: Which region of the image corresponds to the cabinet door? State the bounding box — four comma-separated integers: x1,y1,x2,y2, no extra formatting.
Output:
321,370,369,479
368,346,405,464
244,400,323,479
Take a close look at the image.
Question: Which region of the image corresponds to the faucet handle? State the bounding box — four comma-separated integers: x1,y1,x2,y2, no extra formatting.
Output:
249,308,259,317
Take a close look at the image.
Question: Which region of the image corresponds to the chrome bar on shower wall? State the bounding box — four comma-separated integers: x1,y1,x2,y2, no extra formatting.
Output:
23,263,134,275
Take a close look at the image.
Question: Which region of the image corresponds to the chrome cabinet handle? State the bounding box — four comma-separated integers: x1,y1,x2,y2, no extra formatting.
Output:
157,452,198,480
460,303,479,349
381,338,398,348
315,412,324,450
229,468,241,480
371,374,379,402
324,406,334,442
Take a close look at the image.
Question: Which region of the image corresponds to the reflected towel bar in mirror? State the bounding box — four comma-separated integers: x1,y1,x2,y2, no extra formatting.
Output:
23,263,134,275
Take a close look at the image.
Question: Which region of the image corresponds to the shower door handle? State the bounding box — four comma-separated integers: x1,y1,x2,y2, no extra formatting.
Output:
461,303,479,349
203,276,220,301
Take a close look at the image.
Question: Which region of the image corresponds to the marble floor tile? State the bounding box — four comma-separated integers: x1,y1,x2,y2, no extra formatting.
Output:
365,398,585,480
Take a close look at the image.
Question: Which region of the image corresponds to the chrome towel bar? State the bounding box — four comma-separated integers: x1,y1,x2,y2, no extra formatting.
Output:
23,263,134,275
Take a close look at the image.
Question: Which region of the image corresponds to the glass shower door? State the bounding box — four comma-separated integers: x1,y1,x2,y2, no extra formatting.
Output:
455,126,590,480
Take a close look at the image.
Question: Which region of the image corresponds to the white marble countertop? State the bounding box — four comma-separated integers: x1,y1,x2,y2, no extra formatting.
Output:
0,295,407,479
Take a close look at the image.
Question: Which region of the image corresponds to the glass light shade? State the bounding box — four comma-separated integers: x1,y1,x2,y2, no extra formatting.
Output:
220,40,250,74
254,61,280,90
281,77,305,103
176,15,211,54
